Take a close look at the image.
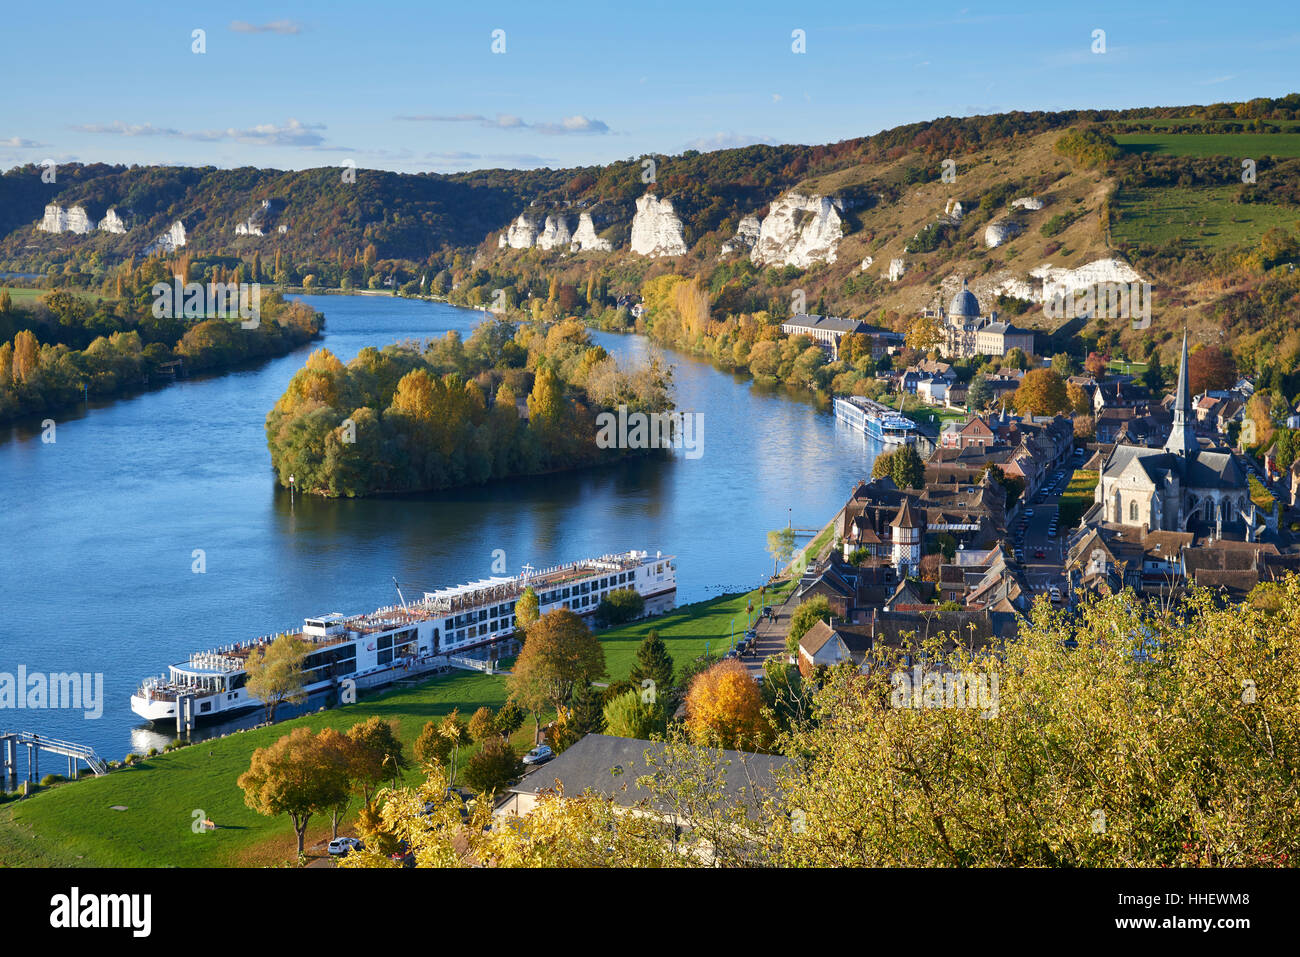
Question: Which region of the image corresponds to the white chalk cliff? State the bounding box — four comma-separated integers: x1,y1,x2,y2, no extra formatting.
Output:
985,218,1024,248
751,192,843,268
38,204,94,235
630,194,688,258
1032,259,1144,302
888,258,906,281
99,208,127,234
146,221,187,254
1011,196,1045,211
987,258,1146,304
720,215,761,256
536,214,573,251
569,212,613,252
504,212,543,249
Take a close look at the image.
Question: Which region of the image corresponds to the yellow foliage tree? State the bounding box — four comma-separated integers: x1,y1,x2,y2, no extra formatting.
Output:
685,659,771,750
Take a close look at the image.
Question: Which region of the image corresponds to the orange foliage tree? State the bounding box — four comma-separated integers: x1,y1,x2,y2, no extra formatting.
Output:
684,659,771,750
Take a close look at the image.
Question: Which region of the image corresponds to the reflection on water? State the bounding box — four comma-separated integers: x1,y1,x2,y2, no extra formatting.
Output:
0,295,885,760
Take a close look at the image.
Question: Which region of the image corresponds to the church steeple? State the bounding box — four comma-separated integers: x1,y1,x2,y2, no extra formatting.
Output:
1164,329,1196,456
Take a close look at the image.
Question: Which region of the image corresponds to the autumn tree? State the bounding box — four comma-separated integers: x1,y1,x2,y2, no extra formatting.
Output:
872,444,924,489
243,634,310,722
787,595,831,654
347,717,407,803
684,659,771,750
767,527,796,576
461,738,524,795
905,313,945,354
513,586,540,632
1189,344,1237,395
507,610,606,741
1011,368,1070,417
238,726,351,857
467,706,496,744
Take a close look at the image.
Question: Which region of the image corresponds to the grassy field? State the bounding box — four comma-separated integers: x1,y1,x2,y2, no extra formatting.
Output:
1107,360,1148,376
0,579,790,868
1114,132,1300,159
0,286,112,305
1249,475,1274,509
1059,469,1100,530
1111,185,1300,251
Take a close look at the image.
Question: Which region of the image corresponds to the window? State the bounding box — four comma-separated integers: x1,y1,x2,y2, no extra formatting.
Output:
1129,501,1138,522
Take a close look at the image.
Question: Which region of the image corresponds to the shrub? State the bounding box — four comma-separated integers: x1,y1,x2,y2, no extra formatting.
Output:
461,738,524,795
594,588,646,627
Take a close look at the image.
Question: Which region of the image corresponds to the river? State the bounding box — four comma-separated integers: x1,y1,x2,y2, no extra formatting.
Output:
0,295,884,761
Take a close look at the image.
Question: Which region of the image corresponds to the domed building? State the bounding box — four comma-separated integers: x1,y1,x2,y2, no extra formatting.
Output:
928,278,1035,359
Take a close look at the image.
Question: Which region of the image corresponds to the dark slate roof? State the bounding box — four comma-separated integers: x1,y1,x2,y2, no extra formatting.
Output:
507,734,789,815
783,313,868,336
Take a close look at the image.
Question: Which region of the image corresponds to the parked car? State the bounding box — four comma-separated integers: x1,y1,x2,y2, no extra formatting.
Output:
734,639,749,654
523,745,554,765
1034,549,1046,559
327,837,363,856
1025,508,1035,516
745,628,757,640
390,841,415,868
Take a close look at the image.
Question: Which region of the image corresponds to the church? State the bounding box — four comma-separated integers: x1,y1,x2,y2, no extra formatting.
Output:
1088,332,1250,533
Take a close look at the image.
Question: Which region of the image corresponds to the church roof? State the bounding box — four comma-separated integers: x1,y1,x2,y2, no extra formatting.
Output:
948,279,981,318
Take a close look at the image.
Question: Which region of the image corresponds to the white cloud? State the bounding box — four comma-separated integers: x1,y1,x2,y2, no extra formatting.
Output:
229,20,303,35
72,118,329,148
684,132,776,152
0,137,47,148
396,112,610,135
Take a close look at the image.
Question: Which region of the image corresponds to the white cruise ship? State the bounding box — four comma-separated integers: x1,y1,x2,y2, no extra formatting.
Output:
130,550,676,724
833,395,917,445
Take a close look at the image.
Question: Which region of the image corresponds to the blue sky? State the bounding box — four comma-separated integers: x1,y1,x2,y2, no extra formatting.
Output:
2,0,1297,174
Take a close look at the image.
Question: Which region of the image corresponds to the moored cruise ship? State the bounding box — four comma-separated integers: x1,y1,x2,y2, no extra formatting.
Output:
130,550,676,725
833,395,917,445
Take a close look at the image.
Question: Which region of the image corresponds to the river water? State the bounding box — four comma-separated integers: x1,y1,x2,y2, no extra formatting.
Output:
0,295,883,761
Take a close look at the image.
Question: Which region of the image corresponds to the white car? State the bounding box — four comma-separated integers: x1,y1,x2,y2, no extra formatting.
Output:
523,745,554,765
328,837,363,856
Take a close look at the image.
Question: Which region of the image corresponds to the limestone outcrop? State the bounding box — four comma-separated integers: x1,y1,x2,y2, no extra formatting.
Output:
38,204,94,235
751,192,843,268
569,212,613,252
720,215,761,256
98,208,128,234
985,218,1024,248
630,194,688,258
146,221,187,254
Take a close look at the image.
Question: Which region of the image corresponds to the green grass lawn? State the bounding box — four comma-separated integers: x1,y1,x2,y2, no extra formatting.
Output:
0,579,792,868
1249,475,1274,509
1111,185,1300,251
1114,131,1300,159
1058,469,1100,529
0,286,114,305
1107,360,1148,376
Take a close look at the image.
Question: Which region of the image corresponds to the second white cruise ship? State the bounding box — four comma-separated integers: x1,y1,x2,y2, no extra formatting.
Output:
130,550,676,725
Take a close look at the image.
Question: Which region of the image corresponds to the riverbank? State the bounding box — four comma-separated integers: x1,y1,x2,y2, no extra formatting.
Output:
0,580,792,868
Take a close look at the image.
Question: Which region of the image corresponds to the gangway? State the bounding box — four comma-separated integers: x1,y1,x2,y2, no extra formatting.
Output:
1,731,108,785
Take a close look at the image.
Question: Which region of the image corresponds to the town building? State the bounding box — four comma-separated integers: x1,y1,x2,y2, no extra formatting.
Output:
1087,333,1250,532
927,279,1035,359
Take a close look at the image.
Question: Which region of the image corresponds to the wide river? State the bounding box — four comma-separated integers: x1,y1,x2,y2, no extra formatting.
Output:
0,295,883,761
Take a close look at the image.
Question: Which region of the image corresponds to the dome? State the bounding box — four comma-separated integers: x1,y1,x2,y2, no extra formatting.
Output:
948,280,981,318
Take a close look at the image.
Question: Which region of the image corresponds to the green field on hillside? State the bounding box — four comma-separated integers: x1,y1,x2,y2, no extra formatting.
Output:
1112,185,1300,250
1114,132,1300,158
0,579,791,868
